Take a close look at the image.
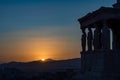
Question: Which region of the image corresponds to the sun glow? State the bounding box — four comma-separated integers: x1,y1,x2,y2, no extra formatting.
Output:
41,58,45,61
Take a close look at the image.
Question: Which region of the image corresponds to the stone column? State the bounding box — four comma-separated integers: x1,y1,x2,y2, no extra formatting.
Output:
81,28,86,52
87,27,93,51
101,20,110,50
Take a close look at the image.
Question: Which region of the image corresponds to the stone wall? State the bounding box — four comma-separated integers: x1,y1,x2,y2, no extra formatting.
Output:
81,50,120,80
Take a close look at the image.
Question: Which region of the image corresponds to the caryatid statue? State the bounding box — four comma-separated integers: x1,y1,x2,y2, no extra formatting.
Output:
87,28,93,51
81,28,86,52
101,21,110,50
101,27,110,50
93,27,100,50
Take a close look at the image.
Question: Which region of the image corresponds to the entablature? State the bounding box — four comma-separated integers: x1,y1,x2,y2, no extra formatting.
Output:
78,7,120,28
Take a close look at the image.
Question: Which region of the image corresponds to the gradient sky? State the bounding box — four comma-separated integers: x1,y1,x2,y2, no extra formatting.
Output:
0,0,115,63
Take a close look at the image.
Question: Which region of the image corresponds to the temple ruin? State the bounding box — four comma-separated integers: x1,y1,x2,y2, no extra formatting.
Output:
78,0,120,80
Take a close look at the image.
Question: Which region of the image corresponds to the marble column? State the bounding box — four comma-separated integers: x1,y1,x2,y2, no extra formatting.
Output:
87,27,93,51
101,20,110,50
81,28,86,52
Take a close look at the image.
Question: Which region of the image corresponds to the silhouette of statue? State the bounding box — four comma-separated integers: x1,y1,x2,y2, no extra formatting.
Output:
93,27,99,50
81,28,86,52
87,28,93,51
101,26,110,50
114,31,120,49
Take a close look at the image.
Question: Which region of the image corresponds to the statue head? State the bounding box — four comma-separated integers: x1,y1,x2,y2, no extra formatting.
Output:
82,28,86,34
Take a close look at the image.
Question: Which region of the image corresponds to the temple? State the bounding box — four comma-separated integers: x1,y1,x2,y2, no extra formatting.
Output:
78,0,120,80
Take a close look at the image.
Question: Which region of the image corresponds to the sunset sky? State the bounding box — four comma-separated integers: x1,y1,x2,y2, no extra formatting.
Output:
0,0,115,63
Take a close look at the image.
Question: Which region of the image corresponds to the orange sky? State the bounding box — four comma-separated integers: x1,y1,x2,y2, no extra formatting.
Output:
0,27,81,63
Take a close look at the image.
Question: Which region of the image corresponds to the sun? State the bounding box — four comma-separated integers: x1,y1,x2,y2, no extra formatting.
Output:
41,58,45,61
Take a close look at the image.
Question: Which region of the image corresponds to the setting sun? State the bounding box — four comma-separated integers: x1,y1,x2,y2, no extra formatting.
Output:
41,59,45,61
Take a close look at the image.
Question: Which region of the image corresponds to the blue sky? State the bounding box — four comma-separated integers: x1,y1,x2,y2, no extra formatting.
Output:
0,0,115,63
0,0,115,33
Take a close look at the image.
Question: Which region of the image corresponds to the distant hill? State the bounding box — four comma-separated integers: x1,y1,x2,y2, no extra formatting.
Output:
0,58,82,80
0,58,81,72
